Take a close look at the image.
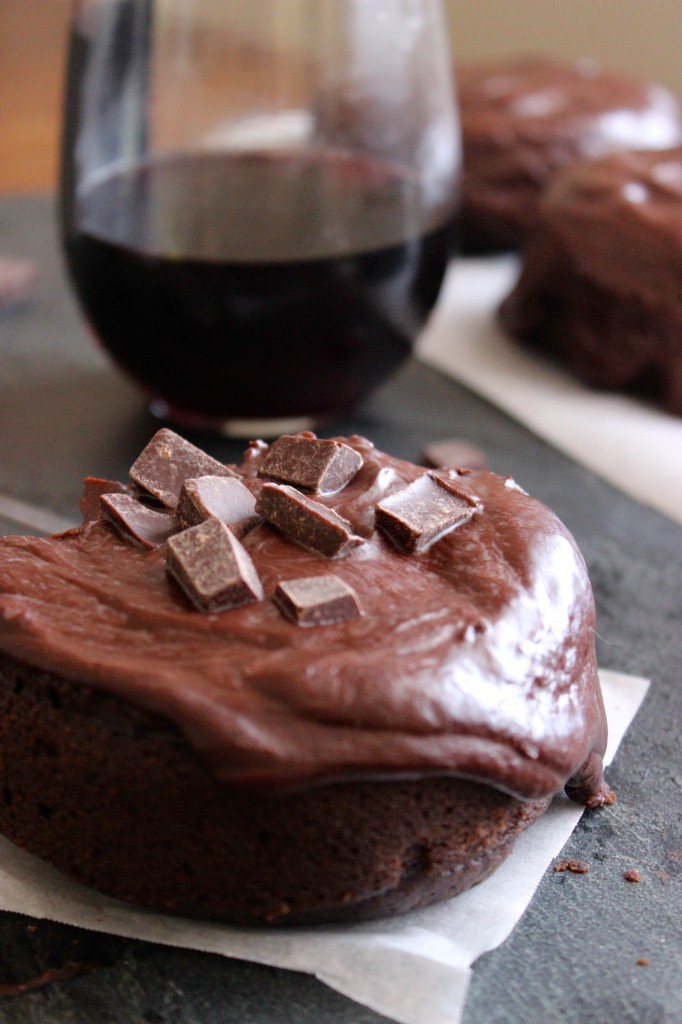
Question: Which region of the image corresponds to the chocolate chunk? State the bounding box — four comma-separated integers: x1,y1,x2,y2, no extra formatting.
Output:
130,429,235,508
430,472,482,509
375,473,478,554
255,483,363,558
422,438,488,471
177,476,260,537
259,435,363,494
274,575,362,626
80,477,136,524
100,492,179,548
166,516,263,612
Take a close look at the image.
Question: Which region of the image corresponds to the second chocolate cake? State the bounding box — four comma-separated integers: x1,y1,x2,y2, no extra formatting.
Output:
500,147,682,414
0,431,611,924
457,55,682,252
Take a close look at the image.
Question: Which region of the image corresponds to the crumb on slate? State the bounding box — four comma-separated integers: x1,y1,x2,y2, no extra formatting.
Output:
553,858,590,874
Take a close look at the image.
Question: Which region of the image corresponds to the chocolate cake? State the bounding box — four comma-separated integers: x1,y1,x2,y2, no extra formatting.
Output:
500,147,682,415
0,431,611,925
457,55,682,252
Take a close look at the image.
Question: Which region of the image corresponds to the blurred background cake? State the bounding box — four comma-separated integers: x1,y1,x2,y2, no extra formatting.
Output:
456,55,682,252
499,147,682,413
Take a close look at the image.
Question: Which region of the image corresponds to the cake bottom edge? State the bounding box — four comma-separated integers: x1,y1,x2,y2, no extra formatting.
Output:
0,655,550,927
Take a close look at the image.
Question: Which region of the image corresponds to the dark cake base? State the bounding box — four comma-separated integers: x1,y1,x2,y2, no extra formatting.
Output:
460,201,525,255
500,238,682,415
0,654,548,926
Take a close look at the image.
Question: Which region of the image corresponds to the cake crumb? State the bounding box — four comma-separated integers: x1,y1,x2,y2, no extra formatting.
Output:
553,858,590,874
624,868,642,883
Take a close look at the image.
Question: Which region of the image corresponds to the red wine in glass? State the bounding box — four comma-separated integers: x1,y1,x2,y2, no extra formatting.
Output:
64,149,453,427
60,0,459,432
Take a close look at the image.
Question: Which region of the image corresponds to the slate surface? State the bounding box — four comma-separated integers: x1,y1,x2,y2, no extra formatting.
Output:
0,195,680,1023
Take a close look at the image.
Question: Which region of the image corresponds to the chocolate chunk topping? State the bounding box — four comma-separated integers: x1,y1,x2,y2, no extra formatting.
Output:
422,438,488,471
100,492,179,549
273,575,362,626
166,517,263,612
130,429,235,508
375,473,478,554
431,472,482,508
177,476,260,537
80,477,136,524
255,483,363,558
259,434,363,494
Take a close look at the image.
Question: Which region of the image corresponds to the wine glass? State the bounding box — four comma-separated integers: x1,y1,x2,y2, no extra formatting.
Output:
60,0,460,436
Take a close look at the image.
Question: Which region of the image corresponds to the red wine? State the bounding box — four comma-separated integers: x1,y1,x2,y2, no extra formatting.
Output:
63,150,453,423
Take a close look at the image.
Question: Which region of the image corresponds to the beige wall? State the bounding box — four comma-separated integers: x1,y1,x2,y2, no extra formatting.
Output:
445,0,682,97
157,1,682,99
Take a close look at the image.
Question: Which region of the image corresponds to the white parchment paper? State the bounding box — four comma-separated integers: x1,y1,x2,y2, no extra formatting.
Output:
0,670,649,1024
417,258,682,528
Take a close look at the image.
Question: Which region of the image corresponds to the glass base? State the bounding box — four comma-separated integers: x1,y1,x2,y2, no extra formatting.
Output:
149,399,321,439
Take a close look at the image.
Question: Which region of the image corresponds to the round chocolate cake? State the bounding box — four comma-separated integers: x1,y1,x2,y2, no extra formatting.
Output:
0,431,610,924
457,55,682,253
500,147,682,415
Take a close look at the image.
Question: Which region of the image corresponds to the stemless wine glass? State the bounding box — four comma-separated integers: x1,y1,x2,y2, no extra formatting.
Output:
60,0,460,436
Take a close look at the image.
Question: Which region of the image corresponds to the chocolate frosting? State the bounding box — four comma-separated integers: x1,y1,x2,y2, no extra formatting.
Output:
516,147,682,302
0,437,608,804
459,56,682,157
457,55,682,249
500,147,682,413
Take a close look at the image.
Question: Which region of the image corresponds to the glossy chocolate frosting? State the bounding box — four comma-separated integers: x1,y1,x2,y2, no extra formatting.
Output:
500,147,682,413
459,56,682,155
457,55,682,250
515,147,682,302
0,436,608,804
